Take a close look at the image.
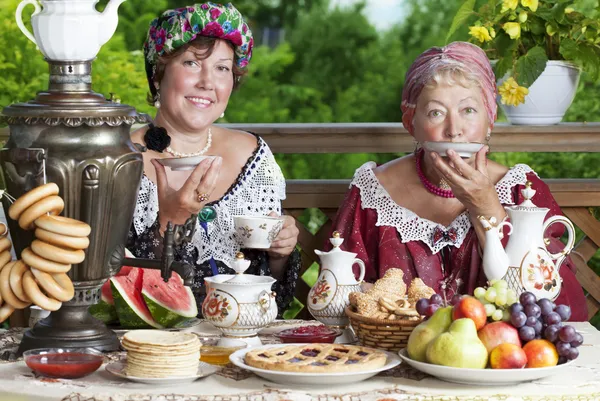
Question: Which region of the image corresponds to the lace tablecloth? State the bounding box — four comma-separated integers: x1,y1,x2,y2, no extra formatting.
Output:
0,321,599,401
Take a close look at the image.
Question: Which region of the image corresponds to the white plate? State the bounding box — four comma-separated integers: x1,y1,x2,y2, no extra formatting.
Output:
105,360,219,384
229,343,400,385
108,317,202,334
423,141,484,158
398,348,575,386
156,155,215,171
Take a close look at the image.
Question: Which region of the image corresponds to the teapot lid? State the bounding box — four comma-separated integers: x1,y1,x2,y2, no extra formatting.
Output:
224,252,254,284
508,181,547,212
328,231,344,251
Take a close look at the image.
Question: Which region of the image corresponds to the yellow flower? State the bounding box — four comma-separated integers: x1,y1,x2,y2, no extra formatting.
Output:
565,7,574,14
498,77,529,106
518,11,528,23
521,0,538,12
501,0,518,13
503,22,521,39
469,26,493,42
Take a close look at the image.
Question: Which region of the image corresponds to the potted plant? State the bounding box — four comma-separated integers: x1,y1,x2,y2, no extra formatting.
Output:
447,0,600,124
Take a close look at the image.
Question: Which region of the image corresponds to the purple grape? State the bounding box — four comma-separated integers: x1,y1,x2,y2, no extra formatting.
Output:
567,346,579,360
425,303,440,317
570,332,584,348
520,291,537,306
449,294,462,306
510,303,524,314
558,325,577,343
556,341,571,357
544,311,562,326
544,324,561,342
537,298,554,316
558,356,568,365
519,326,536,342
526,316,538,327
533,319,543,335
511,311,527,328
416,298,429,315
524,303,541,319
534,334,542,339
430,294,443,305
555,304,572,321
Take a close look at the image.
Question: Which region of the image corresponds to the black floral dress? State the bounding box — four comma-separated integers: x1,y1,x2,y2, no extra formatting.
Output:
127,135,300,317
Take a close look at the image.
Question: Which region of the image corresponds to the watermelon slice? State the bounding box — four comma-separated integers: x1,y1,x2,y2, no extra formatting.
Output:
101,265,134,305
88,300,118,324
111,268,163,329
142,268,198,327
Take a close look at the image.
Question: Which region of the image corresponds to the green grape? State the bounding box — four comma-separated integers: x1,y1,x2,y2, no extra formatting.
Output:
495,287,507,297
491,309,503,321
493,279,508,290
502,309,511,322
506,290,518,306
484,303,496,317
485,287,497,302
495,293,508,307
474,287,486,299
489,279,498,286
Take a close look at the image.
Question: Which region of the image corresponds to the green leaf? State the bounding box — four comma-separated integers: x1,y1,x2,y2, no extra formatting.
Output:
514,46,548,87
445,0,476,43
494,56,513,80
560,39,600,81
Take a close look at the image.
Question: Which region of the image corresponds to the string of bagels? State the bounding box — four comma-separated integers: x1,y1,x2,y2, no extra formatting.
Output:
0,183,91,324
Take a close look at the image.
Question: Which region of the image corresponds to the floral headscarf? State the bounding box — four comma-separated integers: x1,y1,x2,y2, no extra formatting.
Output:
144,2,253,87
401,41,497,135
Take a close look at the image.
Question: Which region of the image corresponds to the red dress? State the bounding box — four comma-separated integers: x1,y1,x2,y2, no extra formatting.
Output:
329,162,588,321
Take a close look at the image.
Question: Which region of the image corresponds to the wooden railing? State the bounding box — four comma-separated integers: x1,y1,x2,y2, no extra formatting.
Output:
2,123,600,321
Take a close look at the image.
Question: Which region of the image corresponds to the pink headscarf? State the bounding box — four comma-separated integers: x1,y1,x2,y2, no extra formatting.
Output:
401,41,497,135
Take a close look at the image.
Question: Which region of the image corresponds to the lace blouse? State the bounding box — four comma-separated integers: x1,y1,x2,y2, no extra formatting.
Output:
127,136,301,317
329,161,588,321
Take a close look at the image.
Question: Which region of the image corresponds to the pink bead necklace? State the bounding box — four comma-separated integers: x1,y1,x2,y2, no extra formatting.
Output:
415,149,455,198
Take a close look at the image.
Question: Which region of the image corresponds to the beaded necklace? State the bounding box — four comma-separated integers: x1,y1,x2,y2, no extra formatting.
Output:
415,149,455,198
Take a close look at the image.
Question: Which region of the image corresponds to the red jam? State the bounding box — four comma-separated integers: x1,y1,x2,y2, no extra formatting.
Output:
25,352,103,379
275,325,341,343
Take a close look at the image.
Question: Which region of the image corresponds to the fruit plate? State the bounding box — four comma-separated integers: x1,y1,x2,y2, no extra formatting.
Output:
105,360,219,385
156,155,215,171
107,317,202,334
229,344,401,385
398,349,575,386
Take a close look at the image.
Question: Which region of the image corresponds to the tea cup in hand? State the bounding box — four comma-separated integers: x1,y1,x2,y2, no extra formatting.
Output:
233,215,285,249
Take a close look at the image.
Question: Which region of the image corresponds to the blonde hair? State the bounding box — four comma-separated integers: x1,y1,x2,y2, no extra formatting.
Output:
424,64,483,90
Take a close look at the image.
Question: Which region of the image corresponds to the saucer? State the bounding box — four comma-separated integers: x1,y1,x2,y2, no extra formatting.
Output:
105,360,219,384
157,155,215,171
423,142,484,158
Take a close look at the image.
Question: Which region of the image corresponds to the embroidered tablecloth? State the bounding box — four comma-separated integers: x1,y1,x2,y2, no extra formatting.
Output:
0,321,598,401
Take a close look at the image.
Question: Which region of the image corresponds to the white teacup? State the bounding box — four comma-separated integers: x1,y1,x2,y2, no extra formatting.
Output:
233,215,285,249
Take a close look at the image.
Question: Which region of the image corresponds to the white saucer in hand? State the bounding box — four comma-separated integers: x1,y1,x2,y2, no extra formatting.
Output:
157,155,215,171
423,141,484,158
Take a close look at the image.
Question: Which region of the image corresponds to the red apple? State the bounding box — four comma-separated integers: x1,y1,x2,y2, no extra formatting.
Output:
490,343,528,369
452,296,487,330
523,339,559,368
478,322,521,353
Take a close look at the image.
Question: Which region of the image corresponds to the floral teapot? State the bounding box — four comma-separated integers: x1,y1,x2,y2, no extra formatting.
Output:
203,252,277,346
308,231,365,327
479,181,575,301
16,0,126,61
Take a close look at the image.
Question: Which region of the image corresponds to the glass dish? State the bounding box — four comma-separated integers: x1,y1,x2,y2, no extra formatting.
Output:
198,337,248,365
274,325,343,343
24,348,104,379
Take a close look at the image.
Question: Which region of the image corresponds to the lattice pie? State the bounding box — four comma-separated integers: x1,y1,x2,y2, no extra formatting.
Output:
244,344,388,373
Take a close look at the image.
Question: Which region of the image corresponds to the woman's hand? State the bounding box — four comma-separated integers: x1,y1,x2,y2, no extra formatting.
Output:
151,157,222,232
428,146,502,217
267,212,299,258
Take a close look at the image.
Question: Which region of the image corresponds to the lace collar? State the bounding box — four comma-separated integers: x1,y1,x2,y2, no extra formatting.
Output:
351,161,536,254
132,135,286,266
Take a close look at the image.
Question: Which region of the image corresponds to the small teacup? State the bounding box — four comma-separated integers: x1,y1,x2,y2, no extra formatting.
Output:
233,215,285,249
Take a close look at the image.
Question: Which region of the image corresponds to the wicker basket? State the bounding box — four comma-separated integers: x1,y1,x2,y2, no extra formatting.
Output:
345,306,422,352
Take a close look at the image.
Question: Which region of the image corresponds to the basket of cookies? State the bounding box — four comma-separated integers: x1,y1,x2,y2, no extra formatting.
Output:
346,269,435,352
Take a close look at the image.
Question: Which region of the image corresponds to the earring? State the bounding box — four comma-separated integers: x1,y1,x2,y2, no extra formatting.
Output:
413,139,422,153
154,92,161,109
220,112,225,119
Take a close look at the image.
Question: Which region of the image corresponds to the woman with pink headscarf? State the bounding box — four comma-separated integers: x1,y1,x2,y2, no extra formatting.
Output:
329,42,587,321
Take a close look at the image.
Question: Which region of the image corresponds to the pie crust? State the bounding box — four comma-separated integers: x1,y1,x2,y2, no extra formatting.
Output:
244,343,388,373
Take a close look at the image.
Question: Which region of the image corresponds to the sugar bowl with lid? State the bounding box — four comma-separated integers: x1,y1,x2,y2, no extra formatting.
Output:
202,252,277,346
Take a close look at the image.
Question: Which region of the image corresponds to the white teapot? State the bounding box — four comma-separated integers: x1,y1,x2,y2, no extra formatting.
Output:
202,252,277,346
308,231,365,327
480,181,575,300
16,0,126,61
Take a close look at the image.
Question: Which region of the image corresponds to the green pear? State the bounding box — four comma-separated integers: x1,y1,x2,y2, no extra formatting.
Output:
407,306,452,362
426,318,488,369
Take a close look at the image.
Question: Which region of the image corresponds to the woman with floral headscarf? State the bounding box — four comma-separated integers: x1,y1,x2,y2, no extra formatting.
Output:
329,42,587,321
127,3,300,316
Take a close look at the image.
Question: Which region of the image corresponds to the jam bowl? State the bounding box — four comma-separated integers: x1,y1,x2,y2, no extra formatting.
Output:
23,348,104,379
274,325,343,344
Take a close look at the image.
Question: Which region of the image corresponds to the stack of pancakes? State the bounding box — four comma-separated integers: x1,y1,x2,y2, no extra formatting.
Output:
121,330,201,377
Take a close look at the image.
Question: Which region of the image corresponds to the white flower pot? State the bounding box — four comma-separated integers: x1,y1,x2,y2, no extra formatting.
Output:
497,61,581,125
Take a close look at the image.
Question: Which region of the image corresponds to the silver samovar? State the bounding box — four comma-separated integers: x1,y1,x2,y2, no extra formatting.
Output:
2,0,195,354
